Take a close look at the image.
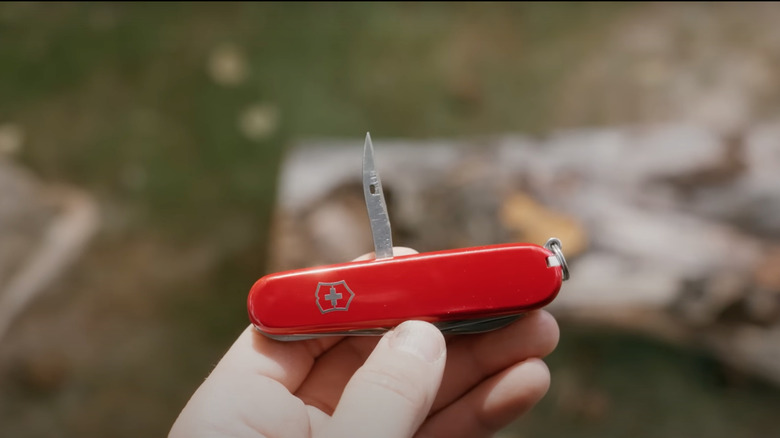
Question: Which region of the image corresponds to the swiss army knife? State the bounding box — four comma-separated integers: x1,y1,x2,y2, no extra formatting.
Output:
248,133,570,340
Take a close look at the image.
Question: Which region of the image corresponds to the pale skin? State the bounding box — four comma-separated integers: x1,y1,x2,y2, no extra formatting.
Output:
170,247,560,438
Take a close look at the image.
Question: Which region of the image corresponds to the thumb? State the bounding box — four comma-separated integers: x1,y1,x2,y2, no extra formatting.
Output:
323,320,446,438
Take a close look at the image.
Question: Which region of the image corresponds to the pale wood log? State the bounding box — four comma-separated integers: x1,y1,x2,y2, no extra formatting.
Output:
0,160,99,342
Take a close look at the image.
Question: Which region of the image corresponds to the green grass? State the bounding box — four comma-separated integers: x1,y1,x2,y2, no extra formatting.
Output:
2,2,623,239
516,326,780,437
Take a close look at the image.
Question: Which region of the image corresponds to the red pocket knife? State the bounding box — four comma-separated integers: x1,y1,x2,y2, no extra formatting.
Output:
248,133,569,340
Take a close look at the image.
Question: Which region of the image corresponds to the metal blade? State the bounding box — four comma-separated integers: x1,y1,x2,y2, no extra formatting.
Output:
435,315,523,334
362,132,394,259
255,314,524,340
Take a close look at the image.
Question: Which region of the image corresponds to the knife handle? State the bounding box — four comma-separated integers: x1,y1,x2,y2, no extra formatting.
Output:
247,243,563,339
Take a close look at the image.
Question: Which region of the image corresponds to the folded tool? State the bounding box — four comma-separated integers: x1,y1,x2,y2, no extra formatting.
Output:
248,133,569,340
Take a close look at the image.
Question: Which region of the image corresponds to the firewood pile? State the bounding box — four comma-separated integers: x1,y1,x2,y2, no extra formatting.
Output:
268,124,780,385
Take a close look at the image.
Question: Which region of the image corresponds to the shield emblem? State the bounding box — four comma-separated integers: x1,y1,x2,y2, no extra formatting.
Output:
315,281,355,313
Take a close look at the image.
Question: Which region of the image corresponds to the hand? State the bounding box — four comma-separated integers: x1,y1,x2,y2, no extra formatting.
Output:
170,248,559,438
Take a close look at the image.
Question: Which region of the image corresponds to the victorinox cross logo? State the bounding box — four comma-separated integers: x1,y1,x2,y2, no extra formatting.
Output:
315,281,355,313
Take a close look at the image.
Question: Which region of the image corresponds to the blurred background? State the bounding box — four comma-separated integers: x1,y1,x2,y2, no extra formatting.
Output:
2,2,780,437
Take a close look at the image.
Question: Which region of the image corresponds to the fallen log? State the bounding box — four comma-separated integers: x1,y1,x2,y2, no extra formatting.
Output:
0,159,99,343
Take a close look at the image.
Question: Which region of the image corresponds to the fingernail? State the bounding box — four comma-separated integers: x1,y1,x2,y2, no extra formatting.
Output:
388,321,444,362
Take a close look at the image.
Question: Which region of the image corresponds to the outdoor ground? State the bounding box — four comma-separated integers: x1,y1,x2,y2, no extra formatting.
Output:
1,2,780,437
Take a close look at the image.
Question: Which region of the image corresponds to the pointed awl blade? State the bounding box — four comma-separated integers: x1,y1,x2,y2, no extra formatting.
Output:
363,132,394,259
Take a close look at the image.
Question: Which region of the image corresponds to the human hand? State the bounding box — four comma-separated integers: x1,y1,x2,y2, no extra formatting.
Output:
170,248,559,438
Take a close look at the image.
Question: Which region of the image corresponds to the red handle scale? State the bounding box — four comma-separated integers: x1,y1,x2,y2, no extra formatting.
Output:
248,243,563,337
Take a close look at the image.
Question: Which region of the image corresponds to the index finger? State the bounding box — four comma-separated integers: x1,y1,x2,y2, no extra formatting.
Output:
209,325,345,393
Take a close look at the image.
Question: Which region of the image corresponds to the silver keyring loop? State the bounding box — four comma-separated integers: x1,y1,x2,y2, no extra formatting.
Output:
544,237,570,281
